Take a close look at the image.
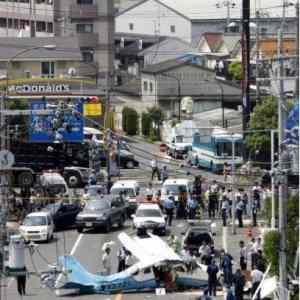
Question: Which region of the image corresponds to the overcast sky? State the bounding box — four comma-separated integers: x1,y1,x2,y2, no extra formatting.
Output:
160,0,296,19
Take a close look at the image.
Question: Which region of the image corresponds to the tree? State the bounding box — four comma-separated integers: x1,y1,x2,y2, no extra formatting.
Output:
146,106,165,141
246,96,277,155
122,107,139,136
141,112,151,136
228,62,242,81
263,195,299,276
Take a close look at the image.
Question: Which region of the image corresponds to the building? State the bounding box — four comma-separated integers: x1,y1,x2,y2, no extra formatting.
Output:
140,58,246,118
0,0,115,86
116,0,297,43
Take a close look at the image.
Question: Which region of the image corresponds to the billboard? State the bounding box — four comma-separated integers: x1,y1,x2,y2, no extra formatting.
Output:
30,101,83,143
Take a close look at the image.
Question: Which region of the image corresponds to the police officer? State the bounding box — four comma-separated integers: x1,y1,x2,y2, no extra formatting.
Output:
164,193,175,226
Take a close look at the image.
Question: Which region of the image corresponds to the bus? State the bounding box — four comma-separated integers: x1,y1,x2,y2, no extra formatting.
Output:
190,128,243,173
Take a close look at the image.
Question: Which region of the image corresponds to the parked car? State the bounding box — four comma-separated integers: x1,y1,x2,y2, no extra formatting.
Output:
132,204,166,236
19,212,54,242
43,202,81,230
181,225,214,256
110,180,140,215
76,196,127,233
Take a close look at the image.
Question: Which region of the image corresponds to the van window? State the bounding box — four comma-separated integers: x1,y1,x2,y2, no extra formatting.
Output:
111,188,135,197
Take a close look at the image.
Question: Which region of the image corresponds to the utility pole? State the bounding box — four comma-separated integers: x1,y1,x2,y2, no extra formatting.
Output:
241,0,251,148
231,135,236,234
278,1,288,299
255,10,261,103
270,129,276,229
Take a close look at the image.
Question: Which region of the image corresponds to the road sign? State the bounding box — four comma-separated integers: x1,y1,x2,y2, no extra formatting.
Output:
0,150,14,169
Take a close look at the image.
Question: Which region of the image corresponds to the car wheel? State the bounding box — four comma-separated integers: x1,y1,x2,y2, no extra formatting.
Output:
77,227,83,233
104,220,112,233
65,172,82,188
118,215,126,228
126,161,134,169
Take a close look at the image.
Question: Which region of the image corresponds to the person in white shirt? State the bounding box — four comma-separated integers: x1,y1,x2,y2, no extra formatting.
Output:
239,240,247,270
151,158,160,181
251,265,264,300
102,247,112,275
199,241,211,265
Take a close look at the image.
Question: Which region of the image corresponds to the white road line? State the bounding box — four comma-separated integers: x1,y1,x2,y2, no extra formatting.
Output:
222,226,228,252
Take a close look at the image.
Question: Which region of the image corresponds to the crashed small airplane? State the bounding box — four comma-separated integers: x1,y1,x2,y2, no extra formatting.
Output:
55,232,207,296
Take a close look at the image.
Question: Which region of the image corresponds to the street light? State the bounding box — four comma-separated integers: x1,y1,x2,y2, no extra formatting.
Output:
6,44,56,95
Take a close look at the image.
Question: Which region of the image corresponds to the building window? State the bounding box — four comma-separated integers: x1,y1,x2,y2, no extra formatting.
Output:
129,23,134,31
143,81,148,91
0,18,7,28
170,25,175,33
41,62,55,78
77,0,93,4
36,21,46,32
82,49,94,62
76,23,93,33
149,82,153,92
47,22,53,33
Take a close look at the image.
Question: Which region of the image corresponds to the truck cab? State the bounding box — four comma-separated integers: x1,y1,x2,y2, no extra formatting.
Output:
166,135,192,159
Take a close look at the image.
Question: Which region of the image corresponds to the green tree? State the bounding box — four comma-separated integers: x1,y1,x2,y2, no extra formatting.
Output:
246,96,277,154
141,112,151,136
263,195,299,276
122,107,139,135
147,106,165,141
228,62,242,81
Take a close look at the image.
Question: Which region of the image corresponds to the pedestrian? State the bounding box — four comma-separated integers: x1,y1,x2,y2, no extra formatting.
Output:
221,195,230,227
239,240,247,270
241,190,248,216
88,170,97,185
251,264,263,300
187,194,198,219
102,245,112,275
252,182,262,211
236,196,244,228
17,274,26,296
251,198,259,227
208,188,217,219
194,175,202,200
220,250,233,287
227,189,233,218
207,259,219,296
117,246,126,272
223,162,230,182
248,238,257,270
168,234,180,253
125,250,133,269
151,158,160,181
176,187,187,219
164,194,175,226
233,269,245,300
161,165,168,183
199,241,211,265
255,250,266,273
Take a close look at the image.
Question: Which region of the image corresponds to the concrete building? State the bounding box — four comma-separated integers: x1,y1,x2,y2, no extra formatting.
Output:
0,0,115,86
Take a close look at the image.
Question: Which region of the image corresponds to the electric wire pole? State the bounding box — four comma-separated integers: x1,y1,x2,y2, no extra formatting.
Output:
278,1,289,298
255,10,261,103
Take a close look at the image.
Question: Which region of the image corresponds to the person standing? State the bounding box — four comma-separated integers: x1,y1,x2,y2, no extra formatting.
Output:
233,269,245,300
164,194,175,226
17,274,26,296
239,240,247,270
208,188,217,219
102,246,112,275
252,182,262,211
117,246,126,272
151,158,160,181
207,259,219,296
251,265,263,300
221,195,230,227
198,289,213,300
220,250,233,287
236,197,244,228
161,165,168,183
252,198,259,227
199,241,211,265
187,194,198,219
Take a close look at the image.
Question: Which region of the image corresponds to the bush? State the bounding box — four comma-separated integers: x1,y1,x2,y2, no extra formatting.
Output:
122,107,139,136
141,112,151,136
263,230,280,275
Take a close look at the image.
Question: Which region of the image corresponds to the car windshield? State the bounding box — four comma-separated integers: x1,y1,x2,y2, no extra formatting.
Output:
186,232,212,245
86,200,110,211
111,188,135,197
23,216,47,226
163,184,187,195
45,203,61,213
136,209,162,218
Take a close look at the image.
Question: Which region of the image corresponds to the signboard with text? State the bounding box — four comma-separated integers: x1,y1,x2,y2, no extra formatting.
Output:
30,102,83,143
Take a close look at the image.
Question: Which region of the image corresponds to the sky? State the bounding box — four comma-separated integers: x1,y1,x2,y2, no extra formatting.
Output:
158,0,296,19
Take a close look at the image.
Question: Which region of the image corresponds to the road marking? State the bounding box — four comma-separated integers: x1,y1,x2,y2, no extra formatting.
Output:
222,226,228,252
114,293,123,300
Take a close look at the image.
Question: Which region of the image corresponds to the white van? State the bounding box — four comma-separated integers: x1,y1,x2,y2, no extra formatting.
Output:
39,172,69,198
161,178,193,204
110,180,140,214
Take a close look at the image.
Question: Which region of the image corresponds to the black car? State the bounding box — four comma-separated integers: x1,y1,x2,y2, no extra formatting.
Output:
75,196,127,233
182,225,214,256
44,202,81,230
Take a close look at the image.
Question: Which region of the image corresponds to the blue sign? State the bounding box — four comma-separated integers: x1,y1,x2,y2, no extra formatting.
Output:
284,102,299,145
30,102,84,143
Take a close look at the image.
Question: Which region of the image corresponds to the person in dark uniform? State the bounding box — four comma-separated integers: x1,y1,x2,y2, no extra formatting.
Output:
17,274,26,296
207,259,219,296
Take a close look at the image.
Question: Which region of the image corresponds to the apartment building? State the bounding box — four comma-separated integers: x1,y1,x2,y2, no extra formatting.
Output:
0,0,115,85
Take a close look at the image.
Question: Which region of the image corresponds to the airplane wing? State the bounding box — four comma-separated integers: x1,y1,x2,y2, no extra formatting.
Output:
118,232,183,270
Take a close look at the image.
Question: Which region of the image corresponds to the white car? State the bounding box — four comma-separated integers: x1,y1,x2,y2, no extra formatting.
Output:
19,212,54,242
132,204,166,235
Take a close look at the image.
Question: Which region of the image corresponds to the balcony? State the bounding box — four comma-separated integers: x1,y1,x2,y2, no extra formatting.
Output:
77,33,99,48
69,4,98,19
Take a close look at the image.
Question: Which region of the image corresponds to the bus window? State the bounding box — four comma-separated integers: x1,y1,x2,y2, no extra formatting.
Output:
216,141,242,157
